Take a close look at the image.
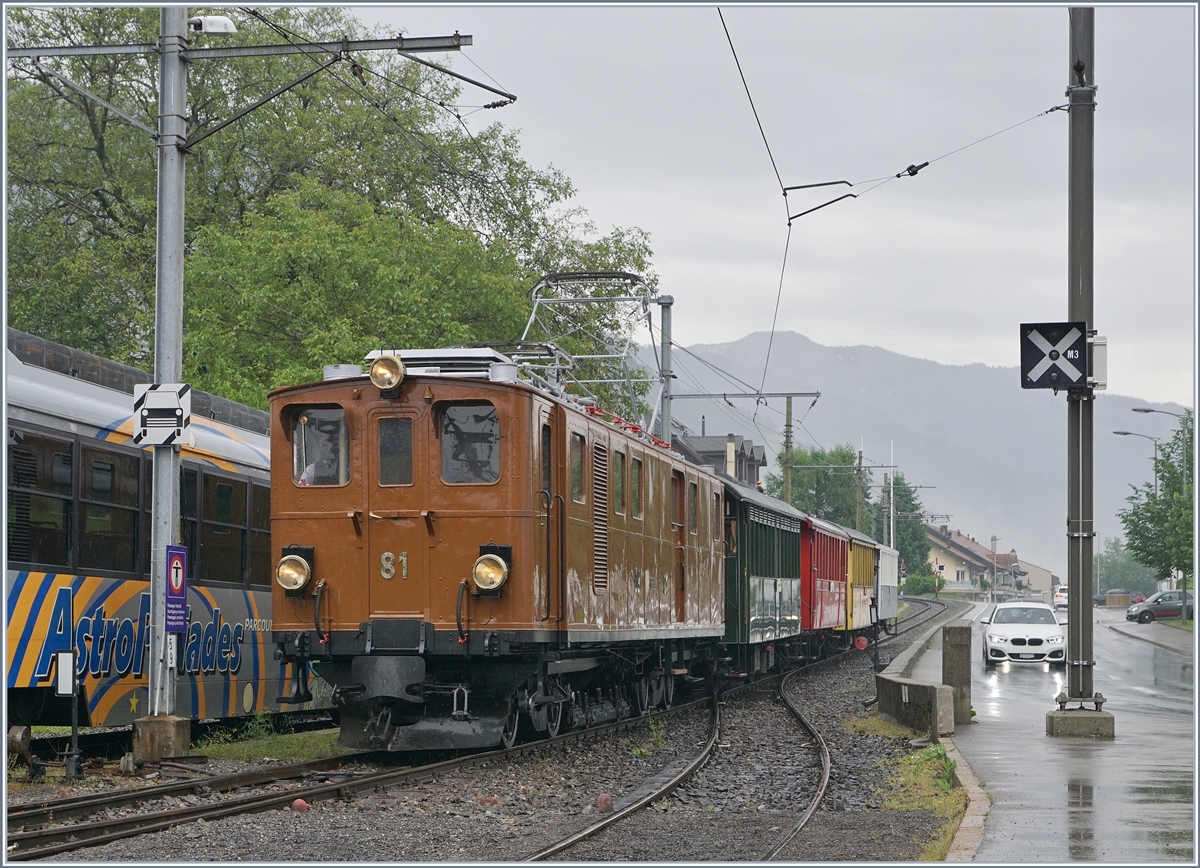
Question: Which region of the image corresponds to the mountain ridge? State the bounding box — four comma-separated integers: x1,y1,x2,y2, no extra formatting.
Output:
655,330,1189,576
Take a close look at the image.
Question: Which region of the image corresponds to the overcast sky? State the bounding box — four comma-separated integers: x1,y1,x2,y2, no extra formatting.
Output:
344,4,1195,408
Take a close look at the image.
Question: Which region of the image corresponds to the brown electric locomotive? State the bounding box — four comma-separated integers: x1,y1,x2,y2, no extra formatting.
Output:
269,347,724,749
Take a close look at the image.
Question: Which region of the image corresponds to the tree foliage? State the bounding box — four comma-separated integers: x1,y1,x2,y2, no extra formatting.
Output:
1117,411,1194,581
6,7,655,391
764,443,873,532
1092,536,1156,597
890,472,931,578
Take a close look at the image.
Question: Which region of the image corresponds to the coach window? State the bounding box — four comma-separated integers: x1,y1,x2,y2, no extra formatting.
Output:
612,451,626,515
293,407,350,486
688,480,698,534
249,483,271,586
440,402,500,484
379,417,413,486
80,446,139,573
201,475,247,584
570,433,585,502
6,429,72,568
179,468,198,578
630,457,643,519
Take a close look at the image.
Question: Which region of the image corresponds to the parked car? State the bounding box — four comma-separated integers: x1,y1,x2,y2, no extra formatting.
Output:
1094,588,1133,607
1053,587,1069,610
980,601,1067,668
1126,590,1193,624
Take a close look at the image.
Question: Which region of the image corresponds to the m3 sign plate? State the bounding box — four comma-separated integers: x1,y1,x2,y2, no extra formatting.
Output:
1020,322,1088,389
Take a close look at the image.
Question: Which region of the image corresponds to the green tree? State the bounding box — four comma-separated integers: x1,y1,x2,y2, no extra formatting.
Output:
890,472,931,579
7,7,652,377
1117,411,1194,583
1092,536,1156,597
183,180,533,407
764,444,873,531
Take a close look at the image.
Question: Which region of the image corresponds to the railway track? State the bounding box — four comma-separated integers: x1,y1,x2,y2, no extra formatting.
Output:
6,696,707,861
11,609,965,862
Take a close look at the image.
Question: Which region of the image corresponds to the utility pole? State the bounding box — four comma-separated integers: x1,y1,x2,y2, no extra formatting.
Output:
658,295,673,446
855,449,863,532
12,12,475,760
783,397,793,504
1049,6,1112,737
147,5,187,742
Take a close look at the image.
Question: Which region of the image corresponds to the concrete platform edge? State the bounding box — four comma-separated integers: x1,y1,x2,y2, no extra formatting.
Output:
942,735,988,862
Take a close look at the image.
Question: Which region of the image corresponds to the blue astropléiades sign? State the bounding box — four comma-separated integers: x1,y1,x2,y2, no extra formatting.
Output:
165,545,188,633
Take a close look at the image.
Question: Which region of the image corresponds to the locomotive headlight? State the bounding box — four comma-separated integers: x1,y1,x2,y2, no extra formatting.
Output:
472,553,508,592
369,355,405,390
275,554,311,592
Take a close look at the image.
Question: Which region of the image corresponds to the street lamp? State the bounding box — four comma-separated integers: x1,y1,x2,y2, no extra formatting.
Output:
1113,430,1160,498
1132,407,1186,419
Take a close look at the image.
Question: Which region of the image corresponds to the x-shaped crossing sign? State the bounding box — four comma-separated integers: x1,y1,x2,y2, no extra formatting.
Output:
1020,322,1088,389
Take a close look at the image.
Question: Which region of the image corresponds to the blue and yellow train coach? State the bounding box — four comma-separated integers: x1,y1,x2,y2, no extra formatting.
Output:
5,330,329,727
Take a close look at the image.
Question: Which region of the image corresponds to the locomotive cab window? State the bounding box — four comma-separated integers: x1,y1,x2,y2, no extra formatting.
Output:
440,402,500,484
378,417,413,486
292,406,350,486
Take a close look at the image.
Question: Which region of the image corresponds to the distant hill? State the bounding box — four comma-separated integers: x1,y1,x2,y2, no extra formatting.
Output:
648,331,1189,577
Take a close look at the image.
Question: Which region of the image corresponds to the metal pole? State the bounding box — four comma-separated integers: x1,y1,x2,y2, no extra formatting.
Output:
658,295,673,446
784,397,793,504
855,449,862,532
1066,6,1097,705
149,6,187,719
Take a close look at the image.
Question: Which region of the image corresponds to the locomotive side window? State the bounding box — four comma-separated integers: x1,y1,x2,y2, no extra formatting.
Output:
6,429,72,567
570,433,585,502
293,407,350,486
688,480,698,534
541,425,552,492
378,418,414,486
613,450,626,515
713,492,721,540
441,402,500,484
631,457,643,519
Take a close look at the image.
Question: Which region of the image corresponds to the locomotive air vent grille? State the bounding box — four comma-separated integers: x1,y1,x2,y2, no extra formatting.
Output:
592,444,609,592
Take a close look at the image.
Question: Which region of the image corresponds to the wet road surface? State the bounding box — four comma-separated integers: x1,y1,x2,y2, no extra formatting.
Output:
953,605,1193,862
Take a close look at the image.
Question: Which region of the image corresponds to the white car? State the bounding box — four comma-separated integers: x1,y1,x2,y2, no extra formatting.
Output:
1052,587,1069,610
981,601,1066,668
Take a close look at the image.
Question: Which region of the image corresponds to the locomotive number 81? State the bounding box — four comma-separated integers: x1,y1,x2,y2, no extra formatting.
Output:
269,347,725,750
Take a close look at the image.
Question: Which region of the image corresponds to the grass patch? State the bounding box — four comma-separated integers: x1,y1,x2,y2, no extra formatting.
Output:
843,709,920,740
842,708,970,859
195,728,347,762
880,744,969,861
193,716,347,763
630,714,668,758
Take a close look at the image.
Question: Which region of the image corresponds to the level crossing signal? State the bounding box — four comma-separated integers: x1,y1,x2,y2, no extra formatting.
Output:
1020,322,1088,390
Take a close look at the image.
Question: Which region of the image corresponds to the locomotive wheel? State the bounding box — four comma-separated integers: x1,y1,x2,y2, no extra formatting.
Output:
662,673,675,710
501,698,521,749
648,675,665,709
546,700,563,738
633,677,650,716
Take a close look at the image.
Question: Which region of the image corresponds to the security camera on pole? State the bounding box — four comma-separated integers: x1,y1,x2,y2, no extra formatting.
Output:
1020,7,1113,738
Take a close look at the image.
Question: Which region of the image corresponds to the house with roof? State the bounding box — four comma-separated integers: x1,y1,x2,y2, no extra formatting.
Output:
673,432,768,489
925,524,1027,596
